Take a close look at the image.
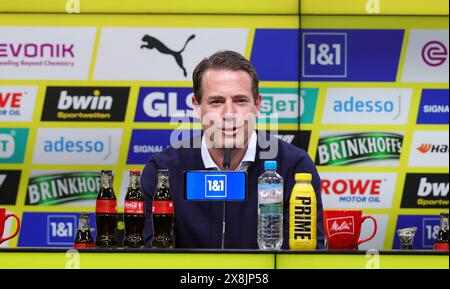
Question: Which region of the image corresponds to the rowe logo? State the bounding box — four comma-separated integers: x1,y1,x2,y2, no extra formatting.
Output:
327,217,355,237
322,179,382,195
418,177,449,197
417,144,449,154
0,92,22,109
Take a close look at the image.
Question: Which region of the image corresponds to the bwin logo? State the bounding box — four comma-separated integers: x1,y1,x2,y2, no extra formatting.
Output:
418,177,449,197
140,34,196,77
57,90,113,111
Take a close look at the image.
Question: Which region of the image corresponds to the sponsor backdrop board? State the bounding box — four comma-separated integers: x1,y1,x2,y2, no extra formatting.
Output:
0,11,448,250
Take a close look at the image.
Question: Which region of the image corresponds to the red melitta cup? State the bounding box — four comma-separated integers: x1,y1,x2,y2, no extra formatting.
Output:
323,209,377,250
0,208,21,245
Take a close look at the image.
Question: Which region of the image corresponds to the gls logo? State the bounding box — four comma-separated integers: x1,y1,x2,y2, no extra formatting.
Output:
33,128,122,165
322,89,412,125
135,87,194,122
320,172,396,209
0,86,37,122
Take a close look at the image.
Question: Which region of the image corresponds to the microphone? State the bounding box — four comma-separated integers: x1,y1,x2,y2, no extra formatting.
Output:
223,148,232,171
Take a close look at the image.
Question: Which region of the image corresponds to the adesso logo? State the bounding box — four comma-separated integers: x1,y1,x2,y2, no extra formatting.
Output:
0,86,37,122
134,87,194,122
0,128,28,164
417,89,449,124
320,172,396,209
259,88,318,124
32,128,122,165
322,88,412,125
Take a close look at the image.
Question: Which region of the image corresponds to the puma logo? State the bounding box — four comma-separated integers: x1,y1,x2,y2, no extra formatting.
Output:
141,34,196,77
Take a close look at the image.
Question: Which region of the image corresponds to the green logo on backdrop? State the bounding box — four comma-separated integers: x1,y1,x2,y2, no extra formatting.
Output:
315,132,403,166
0,128,28,164
26,172,102,205
258,88,318,124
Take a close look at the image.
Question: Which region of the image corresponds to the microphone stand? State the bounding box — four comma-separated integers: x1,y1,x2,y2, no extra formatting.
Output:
221,148,232,250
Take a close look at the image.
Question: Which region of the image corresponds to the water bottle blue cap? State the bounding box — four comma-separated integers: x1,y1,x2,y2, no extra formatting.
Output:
264,161,277,170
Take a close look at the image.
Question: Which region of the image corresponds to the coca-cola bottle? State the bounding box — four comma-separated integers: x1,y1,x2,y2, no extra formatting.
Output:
434,212,449,251
123,170,145,248
152,169,174,248
95,170,117,248
74,213,94,248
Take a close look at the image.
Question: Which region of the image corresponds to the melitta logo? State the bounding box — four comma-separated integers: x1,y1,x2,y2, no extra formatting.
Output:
26,172,101,206
322,89,412,125
327,217,355,237
33,128,122,165
135,87,194,122
41,87,129,122
417,144,449,154
315,132,403,166
401,174,449,208
0,86,37,122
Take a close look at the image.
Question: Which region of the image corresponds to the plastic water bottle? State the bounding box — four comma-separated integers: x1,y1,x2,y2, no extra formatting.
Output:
258,160,283,250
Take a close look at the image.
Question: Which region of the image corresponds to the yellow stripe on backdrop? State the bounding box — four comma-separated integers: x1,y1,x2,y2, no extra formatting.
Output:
0,0,449,15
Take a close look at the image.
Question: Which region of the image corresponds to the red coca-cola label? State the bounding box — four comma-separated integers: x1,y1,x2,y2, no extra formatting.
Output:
326,216,355,237
74,243,95,249
152,200,174,214
95,200,117,214
124,200,145,215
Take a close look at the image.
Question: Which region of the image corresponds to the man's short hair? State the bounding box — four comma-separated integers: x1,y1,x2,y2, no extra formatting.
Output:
192,50,259,103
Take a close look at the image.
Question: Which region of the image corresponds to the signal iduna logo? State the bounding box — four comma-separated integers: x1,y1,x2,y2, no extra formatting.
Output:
402,30,448,83
32,128,122,165
409,131,449,167
0,27,96,80
322,88,412,125
320,172,396,209
0,86,37,122
315,131,403,166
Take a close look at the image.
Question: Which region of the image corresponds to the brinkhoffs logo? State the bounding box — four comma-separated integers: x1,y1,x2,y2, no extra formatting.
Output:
315,132,403,166
26,172,102,206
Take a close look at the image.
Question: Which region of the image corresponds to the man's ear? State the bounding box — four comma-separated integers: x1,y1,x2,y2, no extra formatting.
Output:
255,94,262,116
192,95,201,119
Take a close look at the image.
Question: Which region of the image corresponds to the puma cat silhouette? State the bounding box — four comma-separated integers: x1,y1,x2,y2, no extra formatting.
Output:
141,34,196,77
